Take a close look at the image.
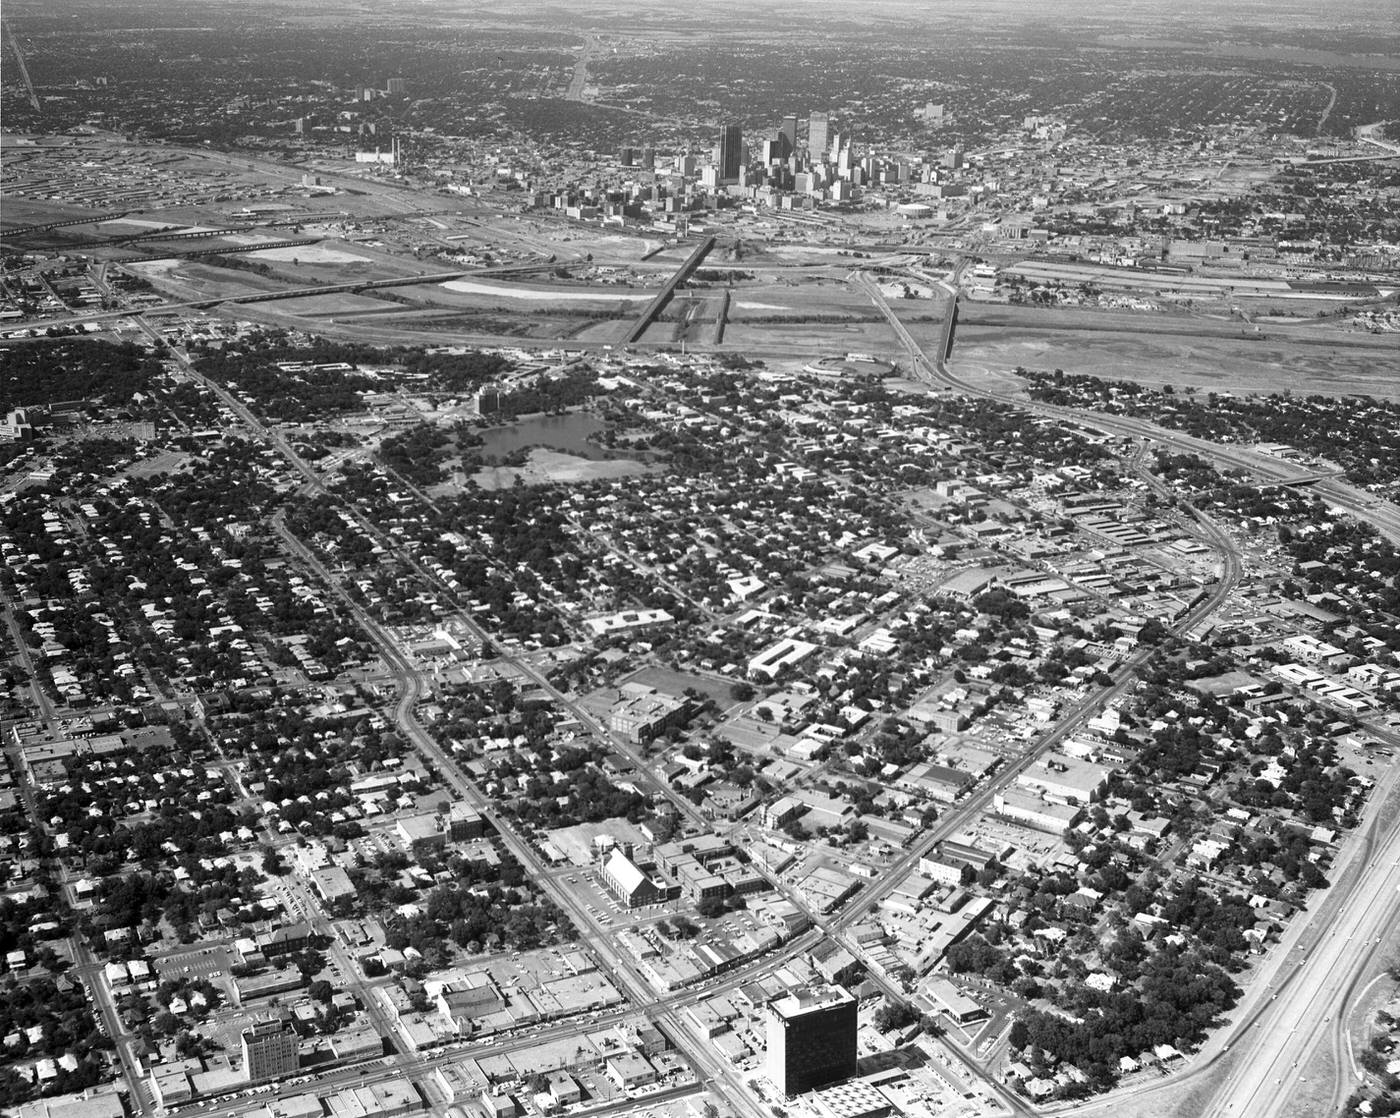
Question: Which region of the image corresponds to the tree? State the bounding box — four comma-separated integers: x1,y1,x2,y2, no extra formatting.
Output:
292,948,326,979
1008,1019,1029,1050
308,980,334,1004
1138,618,1169,645
872,997,918,1033
175,1031,207,1059
696,896,727,919
672,916,699,939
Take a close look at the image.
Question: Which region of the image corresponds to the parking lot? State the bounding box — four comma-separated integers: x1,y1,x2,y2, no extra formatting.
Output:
153,943,236,983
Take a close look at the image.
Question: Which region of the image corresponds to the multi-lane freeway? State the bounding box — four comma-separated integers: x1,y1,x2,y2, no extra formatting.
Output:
1055,727,1400,1118
859,265,1400,1117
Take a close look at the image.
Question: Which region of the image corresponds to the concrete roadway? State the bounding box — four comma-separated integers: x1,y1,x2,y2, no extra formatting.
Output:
71,935,157,1118
1206,845,1400,1118
269,511,771,1117
565,34,601,102
1,604,56,723
0,630,145,1107
867,266,1400,1116
1055,737,1400,1118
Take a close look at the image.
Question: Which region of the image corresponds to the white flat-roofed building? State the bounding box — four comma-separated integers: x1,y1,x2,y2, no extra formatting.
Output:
1016,755,1110,805
583,608,675,638
1281,635,1345,664
1273,663,1323,687
920,976,987,1024
994,788,1082,833
749,638,819,681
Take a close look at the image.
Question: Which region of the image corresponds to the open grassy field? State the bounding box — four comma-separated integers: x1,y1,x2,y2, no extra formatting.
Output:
620,665,740,709
720,319,910,353
946,324,1400,400
254,292,406,316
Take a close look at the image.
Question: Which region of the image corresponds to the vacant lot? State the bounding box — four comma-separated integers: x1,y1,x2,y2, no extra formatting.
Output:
948,325,1400,400
621,665,740,709
471,448,659,490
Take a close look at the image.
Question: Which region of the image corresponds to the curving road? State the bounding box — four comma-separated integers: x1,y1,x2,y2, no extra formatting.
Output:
854,266,1400,1118
857,270,1400,548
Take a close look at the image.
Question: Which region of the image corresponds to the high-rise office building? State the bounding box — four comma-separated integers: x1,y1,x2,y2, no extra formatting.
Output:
241,1018,299,1084
808,112,830,160
837,139,852,177
386,77,406,95
765,985,858,1097
779,115,798,158
718,123,743,182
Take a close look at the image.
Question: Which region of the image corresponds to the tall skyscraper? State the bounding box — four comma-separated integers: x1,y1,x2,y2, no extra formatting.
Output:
779,114,798,158
765,985,858,1097
836,137,853,178
808,112,830,160
241,1018,299,1084
718,123,743,183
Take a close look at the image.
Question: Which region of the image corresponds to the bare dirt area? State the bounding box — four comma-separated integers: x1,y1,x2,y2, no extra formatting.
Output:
726,277,875,316
568,320,635,343
129,259,283,301
438,277,651,305
471,449,659,490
